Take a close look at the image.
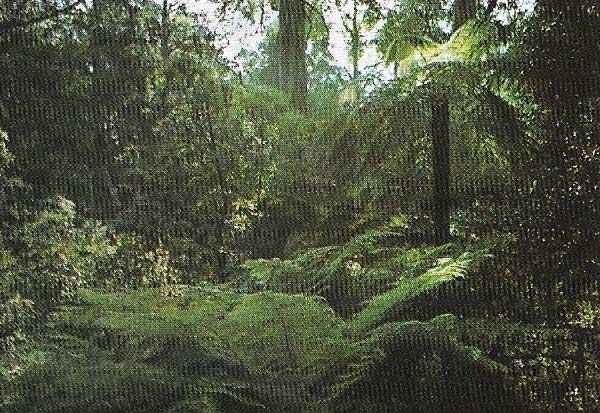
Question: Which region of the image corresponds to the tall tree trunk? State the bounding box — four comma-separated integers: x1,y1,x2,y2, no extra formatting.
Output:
278,0,308,112
431,98,450,245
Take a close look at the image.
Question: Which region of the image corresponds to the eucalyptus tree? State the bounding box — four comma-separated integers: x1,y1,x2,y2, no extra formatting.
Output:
215,0,309,111
277,0,309,111
218,0,355,112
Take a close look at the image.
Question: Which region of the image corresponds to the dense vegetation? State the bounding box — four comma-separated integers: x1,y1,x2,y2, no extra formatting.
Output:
1,0,599,411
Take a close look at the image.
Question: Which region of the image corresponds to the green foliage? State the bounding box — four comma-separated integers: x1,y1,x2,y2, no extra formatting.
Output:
2,332,257,413
27,288,344,411
241,217,476,317
0,130,26,241
1,0,599,411
349,250,489,334
59,288,351,376
218,292,350,374
377,7,436,66
13,281,523,412
455,318,600,411
12,196,113,313
95,235,179,292
329,314,524,412
0,295,34,376
0,130,11,174
0,178,115,375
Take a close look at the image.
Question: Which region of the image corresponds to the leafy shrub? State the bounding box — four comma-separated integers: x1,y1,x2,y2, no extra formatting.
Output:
95,235,179,293
447,317,600,411
0,294,34,377
0,194,114,379
11,196,113,314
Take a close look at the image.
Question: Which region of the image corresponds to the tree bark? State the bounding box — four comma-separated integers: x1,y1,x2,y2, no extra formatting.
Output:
278,0,308,112
431,98,450,245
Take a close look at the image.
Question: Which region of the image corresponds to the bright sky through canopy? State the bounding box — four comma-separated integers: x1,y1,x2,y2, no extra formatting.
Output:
172,0,535,75
182,0,381,74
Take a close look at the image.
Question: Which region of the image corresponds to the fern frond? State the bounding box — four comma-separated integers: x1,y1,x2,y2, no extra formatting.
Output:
349,252,486,334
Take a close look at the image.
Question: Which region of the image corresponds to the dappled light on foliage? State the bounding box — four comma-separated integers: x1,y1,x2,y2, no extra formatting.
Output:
1,0,599,411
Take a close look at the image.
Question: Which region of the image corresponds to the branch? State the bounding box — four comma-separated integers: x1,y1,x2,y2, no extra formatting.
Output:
305,1,330,41
485,0,498,16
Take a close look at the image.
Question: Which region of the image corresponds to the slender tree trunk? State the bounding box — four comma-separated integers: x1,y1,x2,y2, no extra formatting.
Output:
350,1,360,80
204,102,231,283
431,98,450,245
278,0,308,112
213,215,228,283
89,0,103,218
159,0,172,117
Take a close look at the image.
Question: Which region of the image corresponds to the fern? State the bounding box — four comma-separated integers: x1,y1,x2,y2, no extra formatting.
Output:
241,218,463,316
349,251,488,335
327,314,519,411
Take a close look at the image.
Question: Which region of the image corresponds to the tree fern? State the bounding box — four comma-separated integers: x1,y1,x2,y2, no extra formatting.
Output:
328,314,523,411
349,251,488,335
